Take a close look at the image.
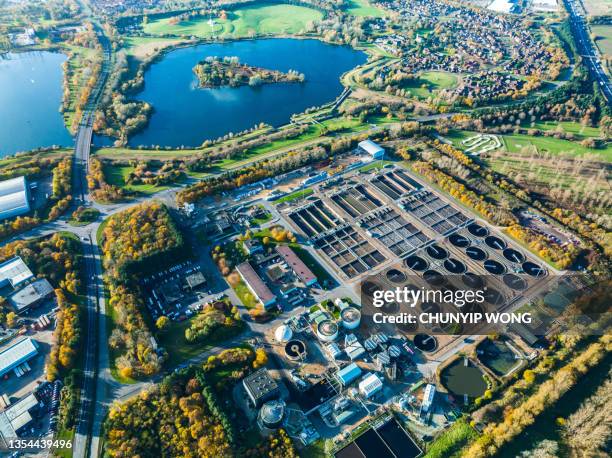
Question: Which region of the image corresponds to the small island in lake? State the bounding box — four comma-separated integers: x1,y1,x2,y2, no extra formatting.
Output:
193,56,305,88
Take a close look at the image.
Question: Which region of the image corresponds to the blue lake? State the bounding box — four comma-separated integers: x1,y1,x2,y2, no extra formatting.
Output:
112,38,367,148
0,51,73,156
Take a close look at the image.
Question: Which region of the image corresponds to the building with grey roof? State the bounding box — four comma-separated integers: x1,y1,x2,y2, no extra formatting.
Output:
236,262,276,309
0,257,33,289
0,177,30,221
0,338,39,378
0,393,41,444
243,368,280,407
9,278,54,314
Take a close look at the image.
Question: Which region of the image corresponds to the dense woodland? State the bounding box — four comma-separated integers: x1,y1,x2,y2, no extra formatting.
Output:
104,348,296,458
102,202,184,377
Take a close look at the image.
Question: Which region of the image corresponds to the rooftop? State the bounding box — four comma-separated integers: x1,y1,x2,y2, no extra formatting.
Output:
0,257,34,289
0,393,39,439
236,262,276,306
9,278,54,312
243,368,279,401
358,139,384,156
0,338,38,377
0,176,30,221
276,245,317,285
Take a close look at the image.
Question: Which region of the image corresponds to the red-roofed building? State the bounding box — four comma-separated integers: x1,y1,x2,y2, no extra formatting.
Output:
276,246,317,287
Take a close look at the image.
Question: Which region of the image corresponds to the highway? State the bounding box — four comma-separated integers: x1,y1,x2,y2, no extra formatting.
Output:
564,0,612,104
71,25,111,458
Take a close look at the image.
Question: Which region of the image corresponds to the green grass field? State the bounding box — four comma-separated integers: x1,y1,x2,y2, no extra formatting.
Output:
144,3,323,38
232,278,259,309
345,0,388,17
123,36,185,59
523,121,603,139
103,164,172,195
275,187,313,203
445,130,611,161
592,25,612,56
502,134,612,161
404,71,458,99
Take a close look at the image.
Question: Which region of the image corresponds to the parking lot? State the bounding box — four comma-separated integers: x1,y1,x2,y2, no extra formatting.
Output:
141,260,210,322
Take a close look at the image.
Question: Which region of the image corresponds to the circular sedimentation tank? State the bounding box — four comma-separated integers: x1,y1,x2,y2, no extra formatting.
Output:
503,273,527,291
404,255,428,271
414,333,438,352
386,268,407,284
398,320,418,333
426,244,449,260
341,307,361,330
462,272,484,289
421,302,440,314
258,400,285,429
316,319,339,342
444,258,467,274
522,261,546,277
466,246,487,261
484,288,504,306
274,325,293,343
468,223,489,237
503,248,525,263
485,236,507,250
284,339,307,360
448,233,470,248
484,259,506,275
361,281,382,298
423,269,445,286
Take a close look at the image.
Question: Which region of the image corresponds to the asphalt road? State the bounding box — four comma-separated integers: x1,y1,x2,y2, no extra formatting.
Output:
564,0,612,103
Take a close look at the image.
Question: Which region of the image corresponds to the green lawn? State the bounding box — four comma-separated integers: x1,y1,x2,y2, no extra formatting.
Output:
275,187,313,203
122,36,185,59
345,0,388,17
232,278,259,309
424,418,478,458
445,130,611,161
144,3,323,38
502,134,612,161
103,164,172,195
522,121,603,139
404,71,459,99
359,159,395,172
156,316,245,365
592,25,612,56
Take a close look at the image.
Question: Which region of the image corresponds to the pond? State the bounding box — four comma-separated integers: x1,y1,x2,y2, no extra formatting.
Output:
0,51,73,156
478,338,520,377
440,357,487,399
107,38,366,148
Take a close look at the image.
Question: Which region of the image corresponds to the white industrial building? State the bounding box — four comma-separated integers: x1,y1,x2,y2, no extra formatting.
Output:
0,177,31,221
0,338,39,378
487,0,520,14
358,140,385,160
0,393,41,441
531,0,557,12
9,278,54,314
0,257,34,289
358,373,383,398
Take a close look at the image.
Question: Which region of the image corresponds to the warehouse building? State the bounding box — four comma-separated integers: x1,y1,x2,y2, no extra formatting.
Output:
336,363,362,386
0,392,42,442
0,257,34,290
358,373,383,399
243,368,281,408
358,140,385,160
0,177,31,221
236,262,276,309
0,338,39,378
275,245,317,286
9,278,54,314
